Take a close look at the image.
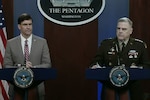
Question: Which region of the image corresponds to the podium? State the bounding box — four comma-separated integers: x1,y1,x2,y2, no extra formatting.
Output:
86,67,150,99
0,68,57,100
86,67,150,80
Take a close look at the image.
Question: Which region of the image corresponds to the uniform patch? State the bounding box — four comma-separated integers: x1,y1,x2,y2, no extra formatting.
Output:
128,50,138,58
108,47,116,55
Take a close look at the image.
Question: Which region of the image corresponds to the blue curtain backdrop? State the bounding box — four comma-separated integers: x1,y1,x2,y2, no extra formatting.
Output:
13,0,44,37
98,0,129,100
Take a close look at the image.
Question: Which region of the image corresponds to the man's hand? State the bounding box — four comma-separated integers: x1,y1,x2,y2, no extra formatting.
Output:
130,65,143,69
26,61,32,68
91,64,102,69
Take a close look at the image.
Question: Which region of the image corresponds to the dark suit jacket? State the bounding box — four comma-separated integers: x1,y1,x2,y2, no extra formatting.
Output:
3,35,51,98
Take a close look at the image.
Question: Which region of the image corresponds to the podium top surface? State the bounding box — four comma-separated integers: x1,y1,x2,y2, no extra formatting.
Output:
0,68,57,81
86,67,150,80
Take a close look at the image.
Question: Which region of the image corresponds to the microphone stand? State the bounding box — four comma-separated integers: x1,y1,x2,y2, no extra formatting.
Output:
24,48,28,100
115,44,122,100
23,64,28,100
17,63,29,100
23,49,28,100
24,89,28,100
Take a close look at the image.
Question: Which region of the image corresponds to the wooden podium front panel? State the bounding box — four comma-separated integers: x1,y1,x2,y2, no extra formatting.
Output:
44,20,98,100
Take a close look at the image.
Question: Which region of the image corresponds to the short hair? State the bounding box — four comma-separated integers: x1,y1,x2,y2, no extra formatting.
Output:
118,17,133,27
18,13,33,24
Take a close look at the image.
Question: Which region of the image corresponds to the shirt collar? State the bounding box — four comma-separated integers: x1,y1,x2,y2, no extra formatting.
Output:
118,38,129,46
20,34,32,42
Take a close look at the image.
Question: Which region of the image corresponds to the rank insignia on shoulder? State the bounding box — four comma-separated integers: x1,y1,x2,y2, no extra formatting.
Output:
134,38,144,43
144,43,147,48
134,38,147,48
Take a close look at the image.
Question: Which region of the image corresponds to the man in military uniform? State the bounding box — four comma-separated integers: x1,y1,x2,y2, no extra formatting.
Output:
91,17,150,100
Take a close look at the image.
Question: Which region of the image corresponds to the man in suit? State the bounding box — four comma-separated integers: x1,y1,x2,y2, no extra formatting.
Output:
91,17,150,100
3,13,51,100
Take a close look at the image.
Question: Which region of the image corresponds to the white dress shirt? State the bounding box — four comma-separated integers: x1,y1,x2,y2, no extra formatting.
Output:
20,34,32,54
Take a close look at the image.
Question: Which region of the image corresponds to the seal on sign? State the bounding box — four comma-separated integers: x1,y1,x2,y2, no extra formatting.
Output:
37,0,105,26
13,66,34,88
109,66,129,87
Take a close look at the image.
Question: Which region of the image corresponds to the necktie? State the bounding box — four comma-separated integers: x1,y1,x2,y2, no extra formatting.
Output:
121,42,125,52
24,40,29,62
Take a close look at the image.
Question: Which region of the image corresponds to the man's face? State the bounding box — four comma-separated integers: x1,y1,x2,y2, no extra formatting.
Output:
116,21,133,41
18,19,32,38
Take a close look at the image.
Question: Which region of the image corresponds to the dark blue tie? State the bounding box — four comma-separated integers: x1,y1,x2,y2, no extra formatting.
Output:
121,42,125,52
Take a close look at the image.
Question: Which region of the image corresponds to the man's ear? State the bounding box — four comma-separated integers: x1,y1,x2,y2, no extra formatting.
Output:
18,24,20,30
130,27,133,35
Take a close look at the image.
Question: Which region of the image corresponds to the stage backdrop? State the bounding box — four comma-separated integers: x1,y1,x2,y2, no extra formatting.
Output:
2,0,150,100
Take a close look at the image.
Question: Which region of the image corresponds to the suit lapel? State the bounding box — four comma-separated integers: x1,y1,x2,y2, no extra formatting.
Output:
29,35,37,60
16,36,25,63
